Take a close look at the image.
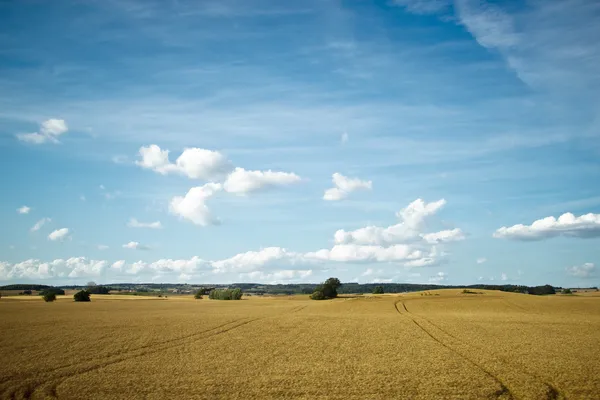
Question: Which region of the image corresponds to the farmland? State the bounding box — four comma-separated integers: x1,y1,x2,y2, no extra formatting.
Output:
1,290,599,399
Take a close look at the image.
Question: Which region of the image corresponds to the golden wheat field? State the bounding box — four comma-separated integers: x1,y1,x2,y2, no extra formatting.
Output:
1,290,599,400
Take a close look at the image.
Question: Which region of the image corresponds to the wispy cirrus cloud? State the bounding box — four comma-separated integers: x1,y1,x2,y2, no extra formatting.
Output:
127,218,162,229
16,119,68,144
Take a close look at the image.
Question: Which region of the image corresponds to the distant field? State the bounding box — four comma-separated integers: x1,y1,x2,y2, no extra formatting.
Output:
1,290,599,399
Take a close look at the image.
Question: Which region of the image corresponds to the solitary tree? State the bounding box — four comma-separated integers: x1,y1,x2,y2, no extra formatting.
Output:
74,290,91,302
43,292,57,302
194,290,203,299
311,277,342,300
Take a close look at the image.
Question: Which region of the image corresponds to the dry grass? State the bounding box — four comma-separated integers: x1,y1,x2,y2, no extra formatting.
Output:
1,291,599,399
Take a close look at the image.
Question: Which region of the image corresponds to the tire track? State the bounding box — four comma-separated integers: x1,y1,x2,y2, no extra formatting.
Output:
398,299,565,400
403,300,563,400
0,318,246,389
394,300,513,399
6,303,306,400
3,318,253,400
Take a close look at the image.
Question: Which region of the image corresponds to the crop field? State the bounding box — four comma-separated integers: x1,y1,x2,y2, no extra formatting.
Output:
1,290,599,400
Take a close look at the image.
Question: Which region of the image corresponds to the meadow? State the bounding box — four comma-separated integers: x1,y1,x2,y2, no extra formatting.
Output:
1,290,599,399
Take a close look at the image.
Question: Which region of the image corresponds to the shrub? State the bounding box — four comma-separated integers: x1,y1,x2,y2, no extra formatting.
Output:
21,290,32,295
562,288,572,295
310,277,342,300
73,290,91,302
310,290,326,300
194,290,203,299
372,286,384,294
208,288,243,300
43,292,57,302
40,288,65,297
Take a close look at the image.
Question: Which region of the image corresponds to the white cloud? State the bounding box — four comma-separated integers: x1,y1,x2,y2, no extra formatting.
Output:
169,183,222,226
16,119,68,144
127,218,162,229
136,145,231,179
305,244,423,263
111,260,125,270
97,245,109,250
174,147,232,180
17,206,31,214
121,257,209,275
455,0,519,50
136,144,177,175
422,228,465,244
0,257,105,280
323,173,372,201
31,218,51,232
223,167,301,195
476,257,487,264
429,272,447,283
239,269,313,283
122,241,150,250
566,263,595,278
334,198,447,245
48,228,69,241
493,212,600,241
501,272,508,281
212,247,308,273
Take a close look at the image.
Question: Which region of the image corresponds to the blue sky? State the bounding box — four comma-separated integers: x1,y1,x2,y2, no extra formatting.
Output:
1,0,599,286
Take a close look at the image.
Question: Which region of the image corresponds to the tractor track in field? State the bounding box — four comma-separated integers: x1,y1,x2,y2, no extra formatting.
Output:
4,317,256,400
394,299,565,400
4,303,307,400
394,299,513,399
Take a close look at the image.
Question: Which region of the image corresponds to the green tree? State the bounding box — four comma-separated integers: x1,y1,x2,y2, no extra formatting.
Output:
74,290,91,302
311,277,342,300
372,286,384,294
194,290,203,299
43,292,57,302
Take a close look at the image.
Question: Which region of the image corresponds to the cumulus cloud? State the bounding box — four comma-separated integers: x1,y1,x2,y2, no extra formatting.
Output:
493,212,600,241
0,257,106,280
334,199,447,245
136,145,231,179
212,247,308,273
111,260,125,270
48,228,69,241
16,119,69,144
223,167,301,195
323,173,372,201
210,199,460,272
422,228,465,244
31,218,50,232
127,218,162,229
121,257,209,275
476,257,487,264
239,269,313,283
17,206,31,214
169,183,222,226
122,241,150,250
566,263,595,278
